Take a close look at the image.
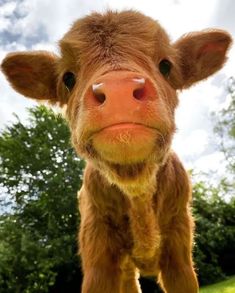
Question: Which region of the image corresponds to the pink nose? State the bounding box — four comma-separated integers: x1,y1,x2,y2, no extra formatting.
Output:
86,71,156,109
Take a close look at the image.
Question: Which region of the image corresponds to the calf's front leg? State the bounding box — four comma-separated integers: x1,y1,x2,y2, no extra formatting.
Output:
80,217,124,293
158,211,199,293
79,184,128,293
79,209,124,293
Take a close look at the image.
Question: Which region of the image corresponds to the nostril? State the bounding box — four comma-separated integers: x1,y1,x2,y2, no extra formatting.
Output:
132,77,146,101
133,87,145,100
93,92,106,104
92,83,106,104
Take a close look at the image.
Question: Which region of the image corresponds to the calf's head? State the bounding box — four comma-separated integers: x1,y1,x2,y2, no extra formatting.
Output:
1,11,232,195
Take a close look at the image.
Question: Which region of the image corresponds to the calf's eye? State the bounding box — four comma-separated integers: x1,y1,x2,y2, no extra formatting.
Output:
159,59,172,77
63,72,76,91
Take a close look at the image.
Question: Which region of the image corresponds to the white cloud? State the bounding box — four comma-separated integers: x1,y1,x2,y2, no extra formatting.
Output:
223,45,235,77
194,151,226,176
14,0,108,43
174,129,209,158
0,16,11,31
31,42,57,52
176,81,221,133
0,1,17,18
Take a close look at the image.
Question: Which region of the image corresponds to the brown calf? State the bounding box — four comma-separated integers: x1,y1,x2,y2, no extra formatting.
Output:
1,10,232,293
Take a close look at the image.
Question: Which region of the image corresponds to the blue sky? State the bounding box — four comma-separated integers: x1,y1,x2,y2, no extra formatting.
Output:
0,0,234,177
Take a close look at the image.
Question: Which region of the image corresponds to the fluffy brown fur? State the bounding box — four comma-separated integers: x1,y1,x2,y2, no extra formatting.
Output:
1,10,232,293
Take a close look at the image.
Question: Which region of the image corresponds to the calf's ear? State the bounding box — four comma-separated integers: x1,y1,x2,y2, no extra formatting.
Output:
1,51,60,104
173,30,232,89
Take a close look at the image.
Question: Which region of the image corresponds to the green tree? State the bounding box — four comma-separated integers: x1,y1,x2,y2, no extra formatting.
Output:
193,181,235,286
193,80,235,285
0,106,84,293
214,76,235,191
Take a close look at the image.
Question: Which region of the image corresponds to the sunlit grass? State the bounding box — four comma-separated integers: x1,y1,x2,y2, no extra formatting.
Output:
200,276,235,293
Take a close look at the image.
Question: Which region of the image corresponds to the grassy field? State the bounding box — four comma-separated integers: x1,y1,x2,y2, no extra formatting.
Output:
200,276,235,293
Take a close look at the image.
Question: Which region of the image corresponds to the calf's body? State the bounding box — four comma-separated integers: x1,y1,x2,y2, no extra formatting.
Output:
1,10,232,293
79,153,196,293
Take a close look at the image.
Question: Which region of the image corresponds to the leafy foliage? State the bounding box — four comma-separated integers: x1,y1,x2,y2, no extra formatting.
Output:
193,182,235,285
194,76,235,285
0,106,84,292
213,76,235,190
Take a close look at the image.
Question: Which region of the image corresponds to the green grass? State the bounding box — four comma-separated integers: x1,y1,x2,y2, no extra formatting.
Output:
200,276,235,293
